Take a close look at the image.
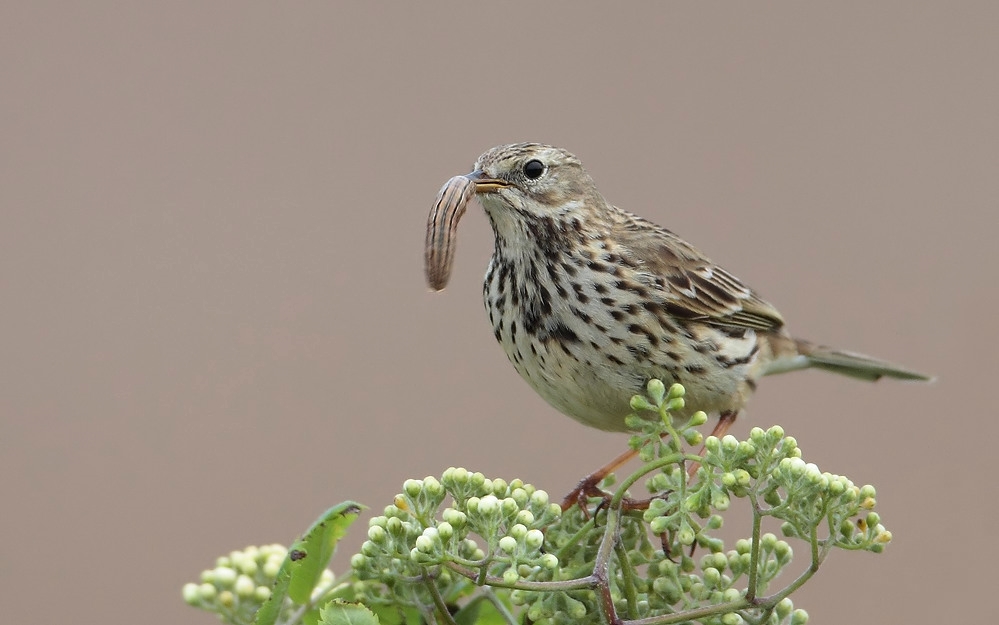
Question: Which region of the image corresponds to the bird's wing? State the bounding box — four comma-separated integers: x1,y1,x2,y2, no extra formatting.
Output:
612,211,785,332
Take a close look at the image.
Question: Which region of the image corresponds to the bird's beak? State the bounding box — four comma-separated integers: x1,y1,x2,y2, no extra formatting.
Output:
465,170,509,193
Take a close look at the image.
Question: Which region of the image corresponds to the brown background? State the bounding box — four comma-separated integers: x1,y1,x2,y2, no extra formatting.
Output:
1,3,996,623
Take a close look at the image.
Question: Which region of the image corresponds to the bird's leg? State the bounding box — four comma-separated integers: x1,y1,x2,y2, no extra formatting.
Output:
686,411,737,478
564,411,738,513
561,446,641,512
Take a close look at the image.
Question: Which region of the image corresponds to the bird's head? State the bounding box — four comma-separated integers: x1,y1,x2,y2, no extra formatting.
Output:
465,143,602,221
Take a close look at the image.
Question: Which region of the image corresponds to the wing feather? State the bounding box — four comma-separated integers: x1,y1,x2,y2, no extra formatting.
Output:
611,210,785,332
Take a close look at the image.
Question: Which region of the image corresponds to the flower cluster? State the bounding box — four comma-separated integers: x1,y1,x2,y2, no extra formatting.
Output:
183,544,331,624
350,468,562,608
182,381,894,625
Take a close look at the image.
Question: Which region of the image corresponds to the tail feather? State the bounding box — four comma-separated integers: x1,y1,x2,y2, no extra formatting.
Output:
789,339,933,382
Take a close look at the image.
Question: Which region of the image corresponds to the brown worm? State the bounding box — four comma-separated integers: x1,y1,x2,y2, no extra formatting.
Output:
425,175,474,291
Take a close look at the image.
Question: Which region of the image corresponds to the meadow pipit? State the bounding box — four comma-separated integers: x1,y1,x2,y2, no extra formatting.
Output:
425,143,930,502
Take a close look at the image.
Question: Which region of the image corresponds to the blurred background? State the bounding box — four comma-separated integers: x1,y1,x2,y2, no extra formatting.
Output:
1,2,995,623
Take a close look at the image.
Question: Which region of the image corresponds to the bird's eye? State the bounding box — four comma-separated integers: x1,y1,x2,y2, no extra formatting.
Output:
523,159,545,180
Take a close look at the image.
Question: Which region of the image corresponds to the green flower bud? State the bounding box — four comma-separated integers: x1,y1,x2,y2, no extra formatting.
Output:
501,497,519,515
735,539,752,555
437,521,454,541
502,567,520,585
722,435,739,452
235,575,255,598
239,558,258,577
526,601,544,621
525,529,545,550
442,507,467,528
386,516,404,534
403,479,423,498
478,495,499,515
683,428,703,446
668,382,685,399
734,469,751,487
761,533,778,551
415,535,434,553
704,436,721,453
516,509,535,525
839,519,856,539
701,553,728,571
182,583,201,605
650,516,669,535
466,497,481,514
469,472,486,489
866,512,881,527
678,524,696,546
212,566,237,587
790,608,809,624
763,488,782,507
768,425,784,440
218,590,235,608
780,522,798,538
368,525,387,544
665,396,685,412
703,567,721,587
643,379,668,405
511,488,529,507
652,576,671,594
738,441,755,456
540,553,559,570
707,514,723,530
499,536,518,554
423,476,444,497
254,586,271,602
721,612,743,625
774,541,792,562
531,490,550,508
565,596,588,619
263,557,283,578
689,581,707,600
445,467,468,488
492,478,509,495
712,492,731,511
722,588,741,603
350,553,367,569
722,472,737,488
631,395,657,412
775,598,794,619
689,410,708,427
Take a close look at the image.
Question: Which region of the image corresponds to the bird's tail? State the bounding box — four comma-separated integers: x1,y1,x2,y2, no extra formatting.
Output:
762,337,933,382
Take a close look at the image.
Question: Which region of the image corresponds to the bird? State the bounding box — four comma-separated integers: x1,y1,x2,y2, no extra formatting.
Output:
425,143,930,500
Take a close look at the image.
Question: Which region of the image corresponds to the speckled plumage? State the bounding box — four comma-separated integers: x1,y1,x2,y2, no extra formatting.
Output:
432,143,930,433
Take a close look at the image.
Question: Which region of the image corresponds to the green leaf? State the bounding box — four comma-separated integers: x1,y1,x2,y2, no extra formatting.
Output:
254,502,364,625
254,556,293,625
287,502,364,604
452,595,507,625
368,604,422,625
319,600,380,625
